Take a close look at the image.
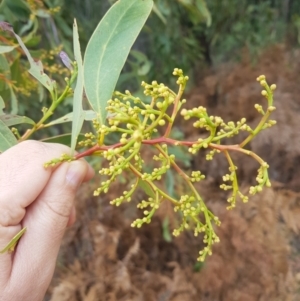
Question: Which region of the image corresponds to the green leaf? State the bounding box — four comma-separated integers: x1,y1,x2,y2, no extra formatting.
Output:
0,118,18,152
0,54,10,81
10,57,22,84
15,34,55,92
168,145,191,168
178,0,211,26
152,2,167,24
0,227,27,253
0,45,16,54
43,110,97,127
37,84,45,102
195,0,211,27
1,23,55,92
193,261,205,272
0,114,35,126
84,110,98,120
41,133,85,146
162,217,172,242
35,9,50,18
0,54,18,113
129,50,152,76
83,0,153,125
166,169,175,197
0,96,5,115
19,18,34,36
5,0,31,21
71,19,85,155
9,86,18,114
138,178,156,198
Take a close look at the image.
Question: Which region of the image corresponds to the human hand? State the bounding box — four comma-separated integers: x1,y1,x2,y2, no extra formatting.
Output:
0,141,94,301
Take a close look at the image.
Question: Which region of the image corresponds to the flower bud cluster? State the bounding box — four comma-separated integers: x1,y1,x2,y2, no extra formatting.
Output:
78,132,96,147
249,163,271,195
181,106,208,121
110,179,140,206
141,80,171,99
131,197,159,228
254,103,265,115
142,152,170,181
173,222,188,237
188,138,209,154
44,153,73,167
174,194,198,216
238,191,249,203
172,68,189,86
216,118,250,138
173,211,221,262
106,97,142,128
206,149,220,160
219,165,242,208
93,144,137,197
190,170,205,182
262,119,277,129
257,74,276,106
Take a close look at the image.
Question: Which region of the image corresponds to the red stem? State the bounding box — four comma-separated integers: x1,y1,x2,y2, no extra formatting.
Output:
75,142,123,159
75,137,242,160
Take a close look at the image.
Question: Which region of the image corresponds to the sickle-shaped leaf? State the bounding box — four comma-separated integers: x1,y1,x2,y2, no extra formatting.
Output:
0,114,35,126
44,110,97,127
0,118,18,152
152,3,167,24
71,19,85,155
0,45,16,54
83,0,153,125
138,179,156,198
13,32,56,93
0,21,55,92
41,133,86,146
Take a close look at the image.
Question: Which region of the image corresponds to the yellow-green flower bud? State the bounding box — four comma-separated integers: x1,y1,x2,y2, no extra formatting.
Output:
156,102,163,109
181,109,187,116
260,80,267,86
261,90,267,96
158,119,166,126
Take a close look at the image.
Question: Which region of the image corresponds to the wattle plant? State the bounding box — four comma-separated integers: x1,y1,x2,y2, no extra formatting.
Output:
0,0,276,262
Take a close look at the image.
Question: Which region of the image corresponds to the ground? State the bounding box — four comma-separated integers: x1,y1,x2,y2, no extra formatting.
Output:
45,45,300,301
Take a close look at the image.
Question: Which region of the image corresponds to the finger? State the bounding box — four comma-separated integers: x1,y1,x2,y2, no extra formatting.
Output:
67,205,76,227
0,140,93,229
9,160,89,300
85,162,95,181
0,140,71,227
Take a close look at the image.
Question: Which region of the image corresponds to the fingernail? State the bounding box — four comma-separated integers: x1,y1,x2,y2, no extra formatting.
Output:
66,161,86,189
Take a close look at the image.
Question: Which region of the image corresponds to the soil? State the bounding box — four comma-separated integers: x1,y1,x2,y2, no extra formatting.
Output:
45,44,300,301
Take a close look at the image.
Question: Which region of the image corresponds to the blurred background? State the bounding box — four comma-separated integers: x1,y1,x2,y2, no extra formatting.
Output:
1,1,300,300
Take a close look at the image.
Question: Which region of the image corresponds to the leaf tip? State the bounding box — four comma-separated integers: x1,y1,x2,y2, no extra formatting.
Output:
0,21,14,33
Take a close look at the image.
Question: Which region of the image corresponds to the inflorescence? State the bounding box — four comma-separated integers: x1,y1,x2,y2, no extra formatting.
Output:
46,70,277,261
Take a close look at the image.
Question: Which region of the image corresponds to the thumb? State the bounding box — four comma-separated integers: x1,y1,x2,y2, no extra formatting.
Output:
9,160,89,299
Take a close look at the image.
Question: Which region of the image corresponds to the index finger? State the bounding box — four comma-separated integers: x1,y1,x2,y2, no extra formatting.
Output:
0,140,88,227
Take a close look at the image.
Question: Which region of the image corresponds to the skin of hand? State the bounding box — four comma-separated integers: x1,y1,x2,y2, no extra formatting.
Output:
0,140,94,301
